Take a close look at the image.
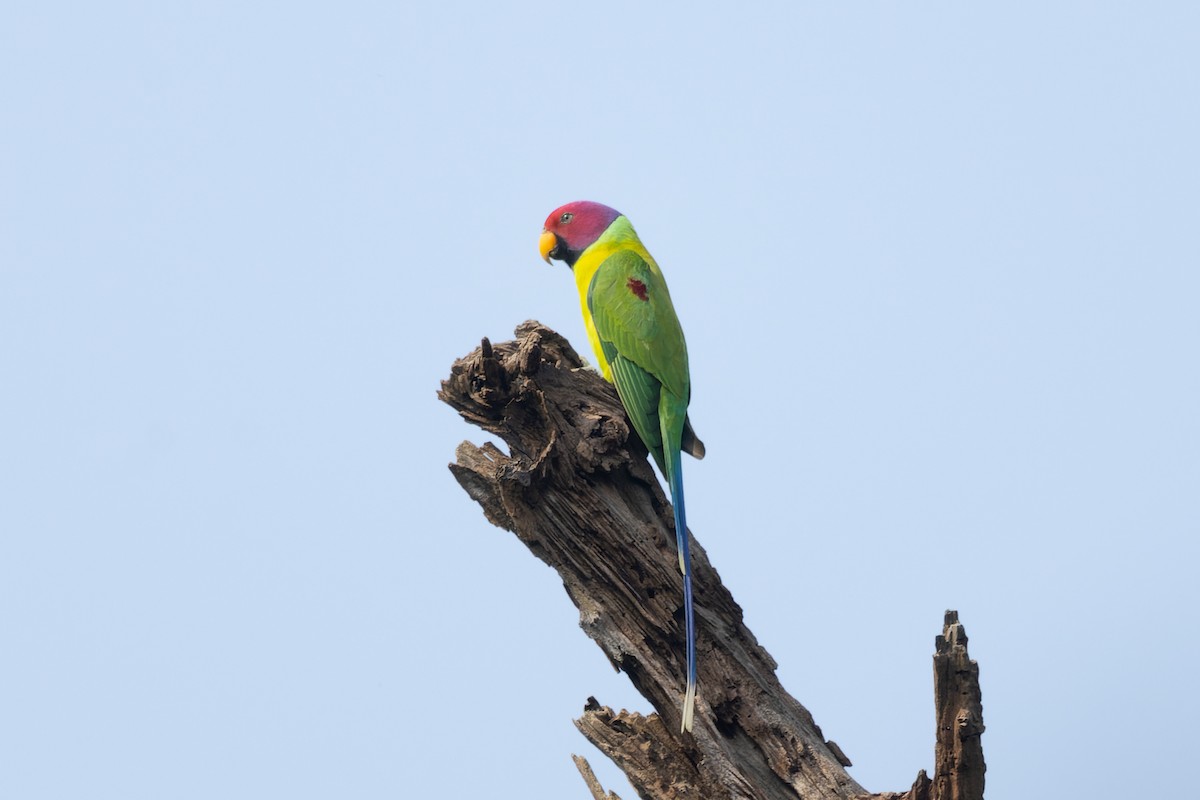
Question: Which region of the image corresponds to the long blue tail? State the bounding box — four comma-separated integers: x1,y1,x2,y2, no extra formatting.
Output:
666,446,696,733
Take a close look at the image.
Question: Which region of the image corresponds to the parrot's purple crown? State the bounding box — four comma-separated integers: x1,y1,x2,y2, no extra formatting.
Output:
543,201,622,258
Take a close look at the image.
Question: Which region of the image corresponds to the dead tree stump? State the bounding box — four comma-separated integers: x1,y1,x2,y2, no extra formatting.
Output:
439,322,986,800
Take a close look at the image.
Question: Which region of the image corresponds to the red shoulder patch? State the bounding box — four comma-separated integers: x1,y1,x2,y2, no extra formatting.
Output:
627,278,649,301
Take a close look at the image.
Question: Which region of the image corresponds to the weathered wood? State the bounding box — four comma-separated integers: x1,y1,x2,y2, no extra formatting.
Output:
862,612,986,800
931,611,986,800
573,753,623,800
440,322,986,799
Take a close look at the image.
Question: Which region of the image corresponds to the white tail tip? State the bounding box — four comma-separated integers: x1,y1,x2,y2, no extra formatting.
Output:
681,681,697,733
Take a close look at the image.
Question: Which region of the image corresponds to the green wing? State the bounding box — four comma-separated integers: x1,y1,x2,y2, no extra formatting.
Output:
587,249,690,472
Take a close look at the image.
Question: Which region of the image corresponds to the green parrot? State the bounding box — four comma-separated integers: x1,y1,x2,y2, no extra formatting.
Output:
539,201,705,732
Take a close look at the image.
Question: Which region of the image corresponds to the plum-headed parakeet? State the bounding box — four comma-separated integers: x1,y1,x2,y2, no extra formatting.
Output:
539,201,705,732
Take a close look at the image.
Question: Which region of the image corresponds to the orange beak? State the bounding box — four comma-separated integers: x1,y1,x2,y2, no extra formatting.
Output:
538,229,557,264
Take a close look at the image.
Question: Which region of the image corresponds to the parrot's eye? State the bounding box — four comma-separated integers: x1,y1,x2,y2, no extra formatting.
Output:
560,212,574,224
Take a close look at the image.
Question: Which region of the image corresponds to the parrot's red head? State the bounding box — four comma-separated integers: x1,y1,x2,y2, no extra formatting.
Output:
539,201,622,268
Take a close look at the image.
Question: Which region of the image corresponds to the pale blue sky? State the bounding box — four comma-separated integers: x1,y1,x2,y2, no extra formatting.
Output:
2,3,1197,798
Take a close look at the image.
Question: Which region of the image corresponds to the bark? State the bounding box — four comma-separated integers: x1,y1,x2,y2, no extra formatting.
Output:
573,754,623,800
932,611,986,800
439,322,986,800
